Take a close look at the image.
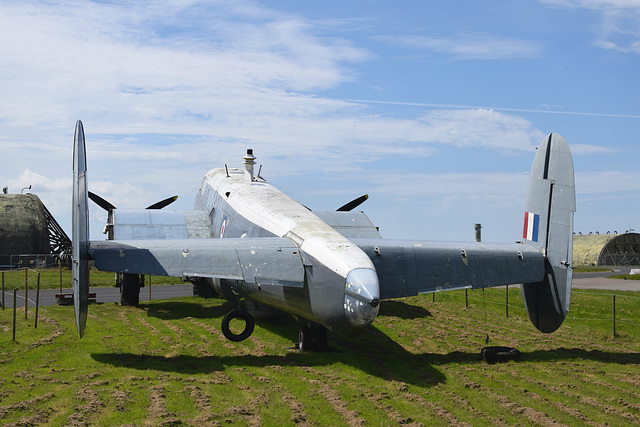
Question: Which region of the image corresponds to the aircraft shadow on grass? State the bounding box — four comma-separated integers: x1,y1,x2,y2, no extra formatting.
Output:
105,299,444,387
91,342,640,390
92,299,639,388
91,328,448,388
90,340,640,391
141,298,431,321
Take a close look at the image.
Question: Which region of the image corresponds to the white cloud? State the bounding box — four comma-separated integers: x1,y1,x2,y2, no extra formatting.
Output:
417,109,545,152
541,0,640,9
369,171,528,199
379,32,543,60
0,1,546,167
576,170,640,193
570,144,617,154
541,0,640,53
0,0,368,133
0,1,561,241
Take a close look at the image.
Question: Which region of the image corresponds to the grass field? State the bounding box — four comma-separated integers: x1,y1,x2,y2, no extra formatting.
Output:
1,287,639,426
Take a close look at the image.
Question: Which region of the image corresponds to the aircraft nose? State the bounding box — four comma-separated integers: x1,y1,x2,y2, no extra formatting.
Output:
344,268,380,328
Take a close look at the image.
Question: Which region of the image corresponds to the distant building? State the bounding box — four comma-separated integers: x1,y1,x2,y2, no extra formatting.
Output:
0,193,70,268
573,233,640,267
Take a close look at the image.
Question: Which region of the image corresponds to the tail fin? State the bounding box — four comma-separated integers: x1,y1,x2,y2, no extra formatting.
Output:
72,120,90,337
521,133,575,333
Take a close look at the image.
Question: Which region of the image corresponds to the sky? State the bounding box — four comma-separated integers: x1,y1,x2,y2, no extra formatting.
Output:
1,0,639,243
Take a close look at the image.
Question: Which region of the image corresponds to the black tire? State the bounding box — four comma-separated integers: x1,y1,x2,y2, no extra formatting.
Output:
481,346,521,364
120,273,141,306
191,278,217,299
221,309,254,342
298,323,329,352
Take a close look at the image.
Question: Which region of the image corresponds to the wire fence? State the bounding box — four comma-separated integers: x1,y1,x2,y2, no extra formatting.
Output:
1,267,42,341
434,286,640,338
0,254,62,270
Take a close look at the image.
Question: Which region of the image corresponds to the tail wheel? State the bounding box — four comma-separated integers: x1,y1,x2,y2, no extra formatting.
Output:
221,309,254,341
481,346,521,364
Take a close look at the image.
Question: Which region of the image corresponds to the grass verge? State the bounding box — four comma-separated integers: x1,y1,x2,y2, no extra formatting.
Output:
1,268,182,291
1,288,639,425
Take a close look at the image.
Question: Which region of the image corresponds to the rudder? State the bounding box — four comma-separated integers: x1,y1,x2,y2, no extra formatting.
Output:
521,133,575,333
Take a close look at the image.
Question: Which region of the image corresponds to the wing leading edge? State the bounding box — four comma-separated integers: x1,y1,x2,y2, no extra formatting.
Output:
351,239,545,299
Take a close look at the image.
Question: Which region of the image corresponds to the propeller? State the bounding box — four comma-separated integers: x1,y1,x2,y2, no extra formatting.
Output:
337,194,368,212
88,191,178,211
146,195,178,210
88,191,116,211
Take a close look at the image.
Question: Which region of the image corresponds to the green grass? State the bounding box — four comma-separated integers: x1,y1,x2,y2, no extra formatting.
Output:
608,274,640,280
1,288,640,425
573,266,613,273
0,267,182,291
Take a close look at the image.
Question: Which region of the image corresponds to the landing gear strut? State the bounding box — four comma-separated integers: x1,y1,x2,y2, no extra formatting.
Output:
221,309,255,341
120,273,142,306
298,322,329,352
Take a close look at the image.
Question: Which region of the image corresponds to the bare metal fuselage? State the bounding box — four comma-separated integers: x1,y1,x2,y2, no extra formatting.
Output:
193,167,380,336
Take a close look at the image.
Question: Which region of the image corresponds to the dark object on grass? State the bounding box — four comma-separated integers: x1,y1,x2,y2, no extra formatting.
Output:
221,309,255,342
481,346,521,364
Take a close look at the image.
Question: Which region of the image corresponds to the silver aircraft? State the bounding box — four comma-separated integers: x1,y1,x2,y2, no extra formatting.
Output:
72,120,575,350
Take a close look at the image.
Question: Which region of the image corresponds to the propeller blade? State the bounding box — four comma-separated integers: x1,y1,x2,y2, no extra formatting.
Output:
337,194,368,212
88,191,116,211
146,195,178,210
73,120,89,338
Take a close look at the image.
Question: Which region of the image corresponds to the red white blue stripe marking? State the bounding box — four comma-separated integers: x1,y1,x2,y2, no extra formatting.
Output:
523,211,540,242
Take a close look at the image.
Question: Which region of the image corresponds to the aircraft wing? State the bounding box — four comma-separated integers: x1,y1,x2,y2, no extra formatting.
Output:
89,237,305,286
350,238,545,299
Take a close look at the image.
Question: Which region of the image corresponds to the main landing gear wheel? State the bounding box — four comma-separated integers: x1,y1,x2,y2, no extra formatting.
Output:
120,273,142,306
221,309,255,342
298,323,329,352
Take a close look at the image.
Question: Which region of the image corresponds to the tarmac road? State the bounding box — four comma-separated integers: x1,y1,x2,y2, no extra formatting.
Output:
573,267,640,291
0,284,194,309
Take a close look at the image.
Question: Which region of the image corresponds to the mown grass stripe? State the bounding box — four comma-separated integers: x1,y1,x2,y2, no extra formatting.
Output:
2,292,640,425
468,363,640,426
453,368,573,426
482,364,608,426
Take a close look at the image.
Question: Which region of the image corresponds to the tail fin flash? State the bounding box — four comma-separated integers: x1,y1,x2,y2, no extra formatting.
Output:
521,133,575,333
72,120,90,337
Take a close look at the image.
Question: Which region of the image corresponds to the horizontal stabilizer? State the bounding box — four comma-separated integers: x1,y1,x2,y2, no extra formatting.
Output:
89,237,305,286
353,239,545,298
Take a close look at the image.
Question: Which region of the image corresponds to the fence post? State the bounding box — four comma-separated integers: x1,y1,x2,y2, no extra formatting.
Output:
612,294,616,337
1,271,4,309
12,289,17,342
24,267,28,320
148,275,151,301
505,285,509,318
465,289,468,308
35,272,40,329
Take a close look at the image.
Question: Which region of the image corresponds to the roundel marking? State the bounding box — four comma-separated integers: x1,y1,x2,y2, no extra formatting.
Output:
220,215,228,237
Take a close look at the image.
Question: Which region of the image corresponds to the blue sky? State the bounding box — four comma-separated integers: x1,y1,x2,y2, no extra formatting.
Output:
1,0,639,242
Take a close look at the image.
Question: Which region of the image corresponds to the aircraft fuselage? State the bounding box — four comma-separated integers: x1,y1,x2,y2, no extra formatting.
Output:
193,164,380,337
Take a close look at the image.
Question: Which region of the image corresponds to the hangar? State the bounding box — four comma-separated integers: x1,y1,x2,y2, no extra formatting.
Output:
573,232,640,267
0,193,71,268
